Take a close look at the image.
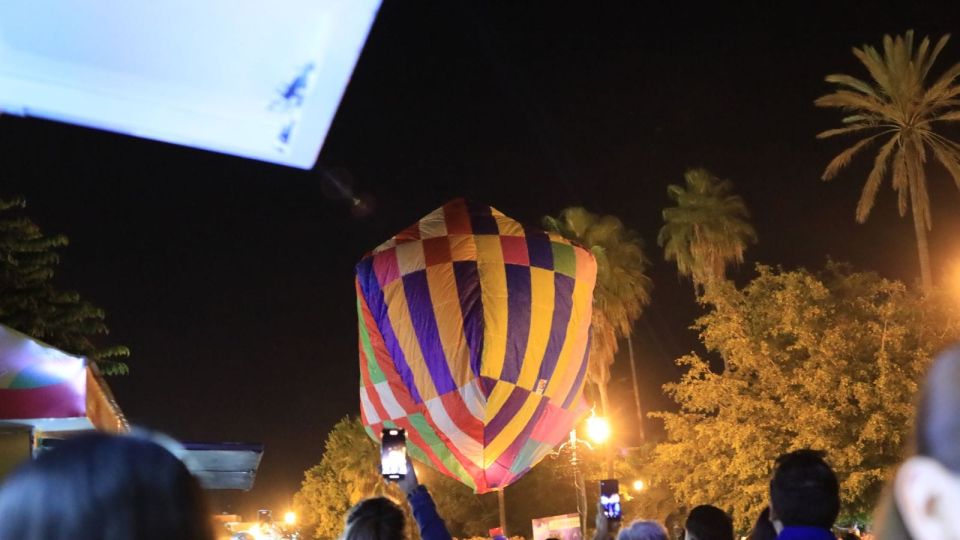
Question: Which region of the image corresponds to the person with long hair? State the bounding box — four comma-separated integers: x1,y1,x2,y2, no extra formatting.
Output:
0,432,213,540
876,345,960,540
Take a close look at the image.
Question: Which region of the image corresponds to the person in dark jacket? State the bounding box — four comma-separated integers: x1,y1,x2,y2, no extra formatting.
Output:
341,457,451,540
769,449,840,540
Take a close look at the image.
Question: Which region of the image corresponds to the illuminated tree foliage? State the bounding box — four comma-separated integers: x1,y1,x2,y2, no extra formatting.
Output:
543,208,652,420
293,417,386,540
0,197,129,374
650,264,960,529
658,168,756,295
816,30,960,294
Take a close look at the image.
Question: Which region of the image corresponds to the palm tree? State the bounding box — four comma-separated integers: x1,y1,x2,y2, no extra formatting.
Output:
543,208,652,439
816,30,960,294
658,168,756,293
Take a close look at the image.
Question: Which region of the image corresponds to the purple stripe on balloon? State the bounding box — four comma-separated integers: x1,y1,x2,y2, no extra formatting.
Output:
466,200,499,235
500,264,531,383
402,270,458,396
479,376,499,397
495,398,549,469
562,332,591,409
485,385,530,442
526,231,554,270
453,261,484,378
536,273,574,382
356,258,423,404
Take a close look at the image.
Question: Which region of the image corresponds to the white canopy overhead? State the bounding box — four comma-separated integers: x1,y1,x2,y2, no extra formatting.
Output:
0,1,381,169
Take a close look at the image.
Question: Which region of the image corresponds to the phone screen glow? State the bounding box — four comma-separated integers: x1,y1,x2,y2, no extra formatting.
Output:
381,428,408,479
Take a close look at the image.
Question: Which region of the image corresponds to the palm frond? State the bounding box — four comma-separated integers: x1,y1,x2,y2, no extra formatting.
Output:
891,149,909,216
842,114,881,124
922,34,951,80
933,110,960,122
856,135,899,222
928,138,960,191
815,90,892,117
924,62,960,102
905,144,932,230
915,34,932,75
822,134,884,180
853,45,893,95
824,74,878,96
816,124,876,139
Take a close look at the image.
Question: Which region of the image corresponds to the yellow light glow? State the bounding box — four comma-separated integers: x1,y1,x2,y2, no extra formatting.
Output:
949,258,960,299
248,523,264,540
585,415,611,444
284,511,297,525
633,479,645,491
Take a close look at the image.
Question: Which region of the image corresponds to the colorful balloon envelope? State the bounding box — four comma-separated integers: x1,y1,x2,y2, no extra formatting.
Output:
355,199,597,492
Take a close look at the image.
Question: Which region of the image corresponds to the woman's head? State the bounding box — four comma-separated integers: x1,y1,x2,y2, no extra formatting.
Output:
617,520,669,540
0,432,212,540
342,497,406,540
892,345,960,540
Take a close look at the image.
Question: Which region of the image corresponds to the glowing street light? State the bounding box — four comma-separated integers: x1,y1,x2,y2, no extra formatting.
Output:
633,479,645,492
948,257,960,299
586,415,611,444
284,511,297,525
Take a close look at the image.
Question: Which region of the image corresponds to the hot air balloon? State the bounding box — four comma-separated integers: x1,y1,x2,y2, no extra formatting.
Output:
355,199,597,492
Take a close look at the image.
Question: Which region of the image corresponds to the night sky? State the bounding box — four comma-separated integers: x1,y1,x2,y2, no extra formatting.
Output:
2,1,960,518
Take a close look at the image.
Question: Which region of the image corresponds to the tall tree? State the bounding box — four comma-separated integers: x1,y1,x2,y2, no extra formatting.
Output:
650,263,960,529
816,30,960,294
543,208,652,435
658,168,756,294
0,198,129,374
293,417,386,539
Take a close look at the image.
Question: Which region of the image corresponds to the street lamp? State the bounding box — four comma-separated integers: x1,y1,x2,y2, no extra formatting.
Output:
586,415,611,444
284,511,297,526
553,414,612,540
632,479,645,492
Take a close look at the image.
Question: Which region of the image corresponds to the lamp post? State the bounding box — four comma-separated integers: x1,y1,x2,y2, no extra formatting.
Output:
554,415,611,539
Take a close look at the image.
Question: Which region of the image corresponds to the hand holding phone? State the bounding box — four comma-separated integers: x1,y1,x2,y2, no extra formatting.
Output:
380,428,408,481
594,502,621,540
600,479,622,521
396,455,420,496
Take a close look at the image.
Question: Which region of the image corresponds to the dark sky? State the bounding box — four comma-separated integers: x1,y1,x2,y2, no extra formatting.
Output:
2,1,960,518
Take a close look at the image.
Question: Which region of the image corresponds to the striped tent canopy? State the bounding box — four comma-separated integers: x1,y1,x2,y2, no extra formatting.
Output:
355,199,597,493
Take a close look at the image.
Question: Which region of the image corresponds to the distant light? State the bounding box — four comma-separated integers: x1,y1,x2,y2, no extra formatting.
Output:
284,511,297,525
949,258,960,299
633,480,645,491
586,415,611,444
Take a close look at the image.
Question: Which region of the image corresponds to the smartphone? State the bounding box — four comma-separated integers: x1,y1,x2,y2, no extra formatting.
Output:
381,428,408,481
600,479,622,520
